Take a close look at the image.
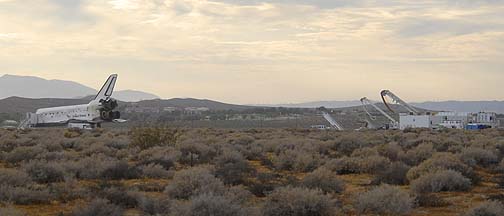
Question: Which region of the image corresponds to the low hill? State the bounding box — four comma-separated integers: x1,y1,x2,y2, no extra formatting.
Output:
131,98,253,111
0,97,253,115
0,97,89,114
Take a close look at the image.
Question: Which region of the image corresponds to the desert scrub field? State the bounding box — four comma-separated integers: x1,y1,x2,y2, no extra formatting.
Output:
1,128,504,215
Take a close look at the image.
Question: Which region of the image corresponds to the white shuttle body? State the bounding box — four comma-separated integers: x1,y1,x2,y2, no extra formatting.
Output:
20,74,124,129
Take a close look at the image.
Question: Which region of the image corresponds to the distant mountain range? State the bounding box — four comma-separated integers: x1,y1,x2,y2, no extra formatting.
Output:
263,100,504,114
0,74,159,102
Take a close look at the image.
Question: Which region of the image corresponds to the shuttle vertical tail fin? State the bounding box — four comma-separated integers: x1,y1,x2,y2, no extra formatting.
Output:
93,74,118,102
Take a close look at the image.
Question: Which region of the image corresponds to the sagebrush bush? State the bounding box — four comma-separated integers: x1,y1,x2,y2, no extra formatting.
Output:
177,141,218,166
407,153,476,183
72,199,124,216
332,133,366,155
273,149,323,172
357,155,391,174
247,172,283,197
99,187,139,208
65,155,116,179
101,160,141,180
165,166,226,200
4,145,45,164
0,185,52,204
130,127,181,150
324,157,359,174
373,162,410,185
137,195,172,216
172,193,246,216
262,186,337,216
137,146,180,170
23,160,65,184
377,143,403,161
355,184,414,215
401,143,434,166
49,178,85,202
465,201,504,216
0,169,32,187
302,167,345,194
411,170,471,194
460,147,499,167
140,164,172,179
215,150,255,185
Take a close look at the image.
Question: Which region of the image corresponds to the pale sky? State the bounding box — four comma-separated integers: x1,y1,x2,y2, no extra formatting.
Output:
0,0,503,104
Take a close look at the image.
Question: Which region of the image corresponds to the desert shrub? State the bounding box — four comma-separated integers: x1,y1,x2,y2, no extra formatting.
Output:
301,167,345,194
137,195,172,216
177,141,218,166
65,155,116,179
137,146,180,170
165,166,226,200
23,160,65,184
234,142,264,161
104,138,129,150
407,153,477,183
465,200,504,216
172,193,246,216
81,143,117,158
460,147,499,167
0,205,25,216
377,143,403,161
333,133,366,155
0,185,52,204
4,145,45,164
72,199,124,216
0,169,32,187
411,170,471,194
140,164,172,179
351,147,379,158
101,160,141,180
324,157,359,174
273,149,323,172
215,150,255,185
225,185,254,205
357,155,391,174
99,187,139,208
355,184,414,215
415,193,450,207
402,143,434,166
262,186,337,216
373,162,411,185
0,138,18,152
49,178,85,202
130,127,181,150
36,151,76,162
247,172,283,197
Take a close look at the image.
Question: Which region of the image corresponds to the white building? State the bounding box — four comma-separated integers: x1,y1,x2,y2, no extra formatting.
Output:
399,114,436,130
399,111,499,130
469,112,499,128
